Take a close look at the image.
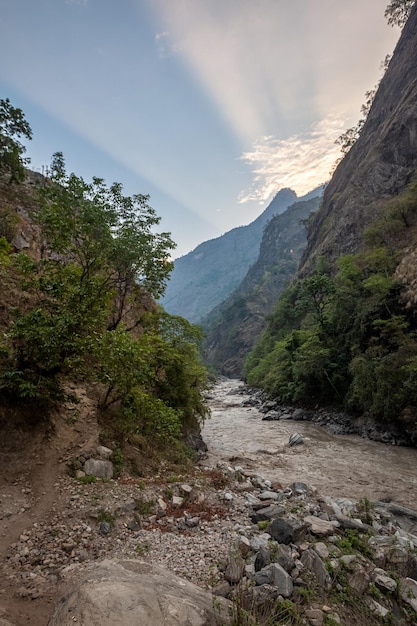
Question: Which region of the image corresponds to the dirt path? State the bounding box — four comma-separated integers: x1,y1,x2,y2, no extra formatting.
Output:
0,389,99,625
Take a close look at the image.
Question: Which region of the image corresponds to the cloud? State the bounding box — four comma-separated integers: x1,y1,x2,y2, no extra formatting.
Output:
238,114,347,203
154,31,171,58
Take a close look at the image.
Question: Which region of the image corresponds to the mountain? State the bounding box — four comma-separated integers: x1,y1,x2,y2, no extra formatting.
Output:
202,195,321,377
161,188,300,323
243,4,417,440
298,3,417,277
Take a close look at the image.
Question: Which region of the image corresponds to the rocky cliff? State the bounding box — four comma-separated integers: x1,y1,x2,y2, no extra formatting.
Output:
299,2,417,277
203,196,321,377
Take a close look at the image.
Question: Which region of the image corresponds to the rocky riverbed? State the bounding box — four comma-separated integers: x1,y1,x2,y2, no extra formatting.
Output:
1,378,417,625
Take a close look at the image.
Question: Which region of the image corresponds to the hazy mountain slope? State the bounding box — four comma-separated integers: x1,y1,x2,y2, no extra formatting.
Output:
203,196,321,377
298,2,417,277
161,188,297,322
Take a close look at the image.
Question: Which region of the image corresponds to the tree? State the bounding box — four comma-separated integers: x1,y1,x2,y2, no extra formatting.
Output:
385,0,415,27
0,98,32,183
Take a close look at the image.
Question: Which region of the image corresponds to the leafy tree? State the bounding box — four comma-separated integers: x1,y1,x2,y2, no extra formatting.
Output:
385,0,415,27
0,153,209,441
0,98,32,183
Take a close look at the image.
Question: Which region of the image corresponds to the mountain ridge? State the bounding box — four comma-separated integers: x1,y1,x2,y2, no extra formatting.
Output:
162,186,324,323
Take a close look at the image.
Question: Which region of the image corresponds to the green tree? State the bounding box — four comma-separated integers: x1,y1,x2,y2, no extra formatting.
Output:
385,0,415,27
0,98,32,183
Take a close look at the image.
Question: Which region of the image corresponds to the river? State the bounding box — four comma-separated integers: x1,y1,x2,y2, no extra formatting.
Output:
201,378,417,509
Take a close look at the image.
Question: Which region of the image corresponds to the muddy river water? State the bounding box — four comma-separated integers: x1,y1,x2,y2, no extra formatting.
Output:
201,379,417,509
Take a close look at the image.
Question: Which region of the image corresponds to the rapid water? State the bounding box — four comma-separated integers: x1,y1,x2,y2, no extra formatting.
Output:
201,379,417,508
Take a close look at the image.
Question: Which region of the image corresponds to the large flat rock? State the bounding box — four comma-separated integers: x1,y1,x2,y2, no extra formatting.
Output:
48,559,231,626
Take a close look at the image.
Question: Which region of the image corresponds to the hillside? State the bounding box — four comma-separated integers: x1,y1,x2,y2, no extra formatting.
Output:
161,188,301,323
245,3,417,439
0,164,209,467
162,187,325,325
203,195,321,377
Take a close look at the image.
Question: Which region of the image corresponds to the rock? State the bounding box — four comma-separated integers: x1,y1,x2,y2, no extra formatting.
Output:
339,555,357,568
254,563,293,597
237,536,251,557
373,569,397,593
335,514,367,532
313,542,329,560
49,559,231,625
304,516,335,537
275,544,295,573
366,597,389,618
290,482,312,496
400,577,417,612
268,518,307,544
250,504,285,524
172,496,184,507
348,564,370,595
300,550,331,590
254,545,270,572
212,581,231,598
288,433,304,447
185,517,200,528
225,551,245,584
84,459,114,480
305,608,324,626
386,544,409,565
96,445,113,459
258,491,281,501
99,521,111,536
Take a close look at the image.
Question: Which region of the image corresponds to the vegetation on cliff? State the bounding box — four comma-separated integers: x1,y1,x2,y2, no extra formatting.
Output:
0,109,208,461
245,2,417,437
246,181,417,430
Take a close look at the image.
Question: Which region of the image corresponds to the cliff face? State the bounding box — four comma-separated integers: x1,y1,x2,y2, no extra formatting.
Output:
299,3,417,276
203,196,320,377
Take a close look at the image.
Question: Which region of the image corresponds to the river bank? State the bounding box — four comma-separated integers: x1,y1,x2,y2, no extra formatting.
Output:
1,377,417,624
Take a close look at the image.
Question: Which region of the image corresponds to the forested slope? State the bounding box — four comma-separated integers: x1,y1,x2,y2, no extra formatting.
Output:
245,3,417,441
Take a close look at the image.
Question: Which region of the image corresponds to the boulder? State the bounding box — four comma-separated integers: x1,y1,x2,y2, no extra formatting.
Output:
304,516,335,537
254,563,293,597
84,459,114,480
48,559,231,626
268,518,307,544
300,549,331,590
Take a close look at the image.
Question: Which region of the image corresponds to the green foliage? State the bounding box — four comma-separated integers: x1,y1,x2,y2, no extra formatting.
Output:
0,98,32,183
336,529,373,559
0,236,12,263
245,182,417,425
0,152,208,441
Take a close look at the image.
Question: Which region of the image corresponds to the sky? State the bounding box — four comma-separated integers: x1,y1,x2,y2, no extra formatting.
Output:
0,1,401,259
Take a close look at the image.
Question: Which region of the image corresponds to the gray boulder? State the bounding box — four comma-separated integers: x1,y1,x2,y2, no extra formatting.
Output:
84,459,114,480
48,559,231,626
268,518,307,544
254,563,293,597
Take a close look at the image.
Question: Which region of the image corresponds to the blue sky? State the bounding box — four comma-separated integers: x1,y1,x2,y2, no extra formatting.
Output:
1,0,400,258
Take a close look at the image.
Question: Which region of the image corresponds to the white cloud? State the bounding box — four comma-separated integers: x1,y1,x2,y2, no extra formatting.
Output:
238,114,346,203
154,31,171,58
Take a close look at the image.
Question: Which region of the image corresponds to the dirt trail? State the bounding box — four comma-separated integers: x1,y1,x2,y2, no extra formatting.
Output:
0,389,99,625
